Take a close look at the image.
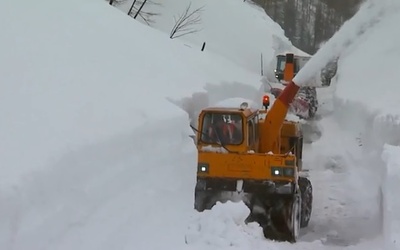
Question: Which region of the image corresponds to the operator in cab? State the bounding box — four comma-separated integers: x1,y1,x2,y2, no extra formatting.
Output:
205,113,242,145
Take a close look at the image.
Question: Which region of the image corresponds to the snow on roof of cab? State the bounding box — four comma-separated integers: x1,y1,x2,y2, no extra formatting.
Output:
211,97,260,110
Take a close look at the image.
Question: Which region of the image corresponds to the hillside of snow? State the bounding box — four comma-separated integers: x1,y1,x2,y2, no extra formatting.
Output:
0,0,268,186
1,0,400,249
0,0,294,249
113,0,307,76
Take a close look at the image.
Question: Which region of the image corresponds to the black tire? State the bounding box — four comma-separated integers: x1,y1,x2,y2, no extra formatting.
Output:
289,195,301,242
298,177,313,228
194,190,219,212
261,195,301,243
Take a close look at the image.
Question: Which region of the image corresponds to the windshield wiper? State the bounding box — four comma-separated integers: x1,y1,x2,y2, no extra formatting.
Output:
190,124,236,154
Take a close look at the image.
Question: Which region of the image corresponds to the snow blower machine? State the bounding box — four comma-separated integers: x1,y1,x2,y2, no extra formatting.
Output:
269,53,336,120
270,53,318,120
193,53,313,242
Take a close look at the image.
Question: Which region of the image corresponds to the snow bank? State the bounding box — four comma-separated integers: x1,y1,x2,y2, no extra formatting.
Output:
3,0,399,248
185,201,264,248
382,144,400,250
0,0,263,187
0,114,197,250
184,201,332,250
312,0,400,247
0,0,302,248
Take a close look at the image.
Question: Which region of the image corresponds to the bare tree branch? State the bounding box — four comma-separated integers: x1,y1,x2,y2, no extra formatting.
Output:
137,12,151,25
172,29,202,39
170,2,204,39
127,0,161,25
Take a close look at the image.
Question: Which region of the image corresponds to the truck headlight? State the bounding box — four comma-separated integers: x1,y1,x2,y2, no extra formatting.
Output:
272,167,295,177
271,167,282,176
197,163,209,173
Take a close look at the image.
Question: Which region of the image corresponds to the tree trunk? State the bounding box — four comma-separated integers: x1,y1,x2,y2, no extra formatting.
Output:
134,0,148,19
128,0,138,16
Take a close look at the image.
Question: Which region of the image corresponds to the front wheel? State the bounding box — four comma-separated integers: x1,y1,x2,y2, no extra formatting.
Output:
299,177,313,228
289,195,301,242
194,190,220,212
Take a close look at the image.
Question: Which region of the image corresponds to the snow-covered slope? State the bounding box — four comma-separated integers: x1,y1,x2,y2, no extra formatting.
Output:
114,0,306,75
0,0,288,249
1,0,400,249
0,0,265,186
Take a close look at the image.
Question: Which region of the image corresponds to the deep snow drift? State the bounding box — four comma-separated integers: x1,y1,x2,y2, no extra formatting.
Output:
1,0,400,249
0,0,288,249
0,0,265,187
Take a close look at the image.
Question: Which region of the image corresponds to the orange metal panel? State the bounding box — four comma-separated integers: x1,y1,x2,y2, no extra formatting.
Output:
197,151,296,182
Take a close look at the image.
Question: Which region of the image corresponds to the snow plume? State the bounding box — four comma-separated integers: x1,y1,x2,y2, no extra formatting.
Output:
323,0,400,243
301,112,383,246
293,0,399,87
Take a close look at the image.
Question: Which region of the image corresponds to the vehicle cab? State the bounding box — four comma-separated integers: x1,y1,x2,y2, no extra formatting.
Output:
274,54,310,82
196,102,260,154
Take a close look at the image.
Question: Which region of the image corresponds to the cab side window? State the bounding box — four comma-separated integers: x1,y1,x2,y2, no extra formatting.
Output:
254,116,259,140
200,113,213,143
248,119,255,146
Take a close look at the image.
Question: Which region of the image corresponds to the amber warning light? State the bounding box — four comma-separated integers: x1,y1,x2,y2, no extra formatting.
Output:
262,95,270,109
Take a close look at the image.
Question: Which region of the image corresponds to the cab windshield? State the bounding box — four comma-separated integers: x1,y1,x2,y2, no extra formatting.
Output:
201,112,243,145
276,56,286,72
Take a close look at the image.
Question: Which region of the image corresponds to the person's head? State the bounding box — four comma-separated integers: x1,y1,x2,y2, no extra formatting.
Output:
213,114,224,123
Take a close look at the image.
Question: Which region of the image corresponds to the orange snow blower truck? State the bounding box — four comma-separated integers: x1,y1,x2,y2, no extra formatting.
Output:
193,53,313,243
